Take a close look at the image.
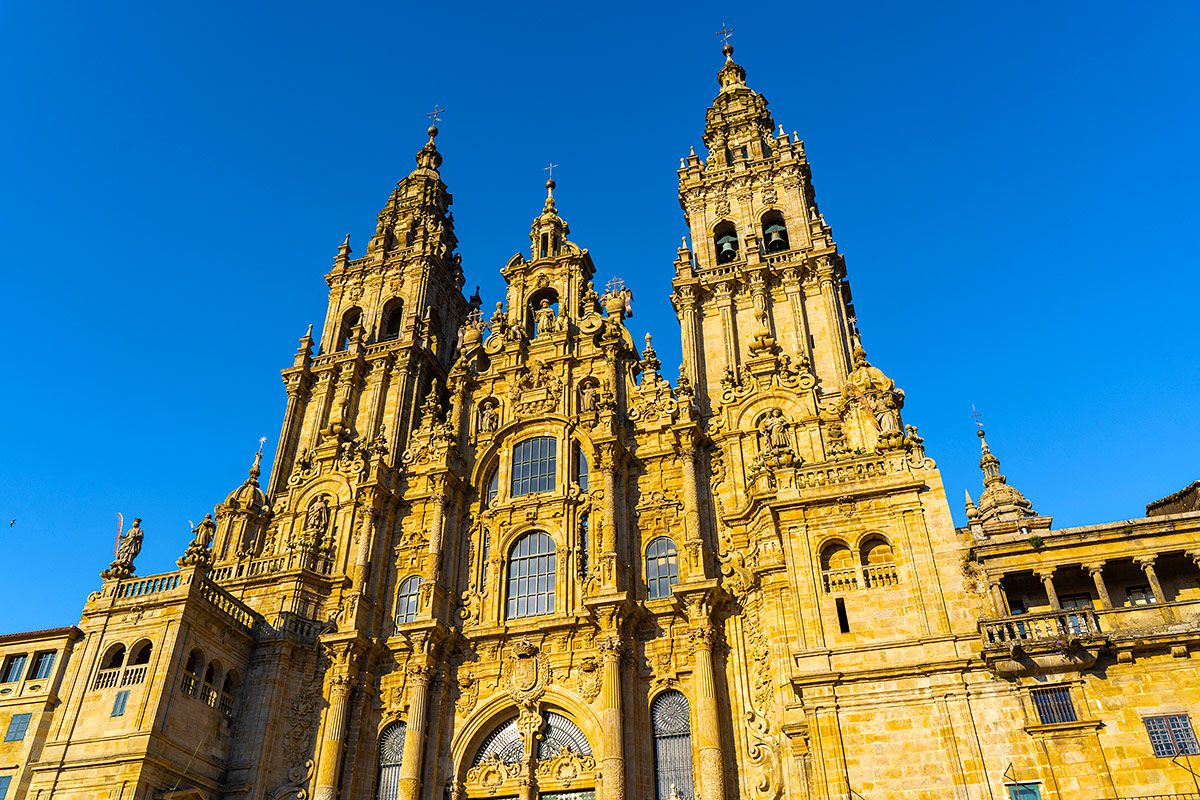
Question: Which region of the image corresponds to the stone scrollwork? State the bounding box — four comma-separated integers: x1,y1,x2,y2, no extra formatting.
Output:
505,641,552,706
535,747,596,786
465,754,524,795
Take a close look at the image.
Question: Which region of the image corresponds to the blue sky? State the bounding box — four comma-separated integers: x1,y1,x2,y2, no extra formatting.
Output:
1,2,1197,633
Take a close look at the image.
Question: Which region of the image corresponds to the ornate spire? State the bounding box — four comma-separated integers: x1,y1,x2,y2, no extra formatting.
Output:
414,121,443,172
973,427,1036,524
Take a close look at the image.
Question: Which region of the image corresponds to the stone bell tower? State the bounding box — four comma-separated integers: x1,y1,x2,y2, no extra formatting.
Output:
672,42,853,417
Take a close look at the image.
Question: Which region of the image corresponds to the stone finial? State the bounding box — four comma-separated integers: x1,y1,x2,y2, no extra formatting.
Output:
973,427,1037,524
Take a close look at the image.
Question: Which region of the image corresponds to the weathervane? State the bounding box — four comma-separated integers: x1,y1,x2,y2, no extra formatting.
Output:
427,105,445,124
970,405,985,432
715,22,735,46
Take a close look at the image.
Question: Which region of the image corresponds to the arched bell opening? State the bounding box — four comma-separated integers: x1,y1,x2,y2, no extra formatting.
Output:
380,298,404,342
713,220,739,264
761,210,790,253
336,307,362,351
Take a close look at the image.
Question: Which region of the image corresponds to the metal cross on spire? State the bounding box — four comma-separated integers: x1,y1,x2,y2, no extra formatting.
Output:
715,22,735,46
257,435,268,455
970,405,985,432
427,105,445,124
544,162,559,181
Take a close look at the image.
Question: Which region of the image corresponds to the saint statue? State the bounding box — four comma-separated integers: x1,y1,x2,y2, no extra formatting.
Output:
533,299,557,337
191,513,216,550
760,408,792,451
480,400,500,433
116,518,144,564
305,498,331,536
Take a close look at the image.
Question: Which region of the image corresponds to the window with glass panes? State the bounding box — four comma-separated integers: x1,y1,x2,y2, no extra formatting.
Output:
29,651,55,681
0,775,11,800
395,576,421,625
4,713,30,742
646,537,680,600
1006,783,1041,800
506,532,556,619
511,437,556,497
576,445,589,492
0,655,26,684
484,467,499,508
1144,714,1200,757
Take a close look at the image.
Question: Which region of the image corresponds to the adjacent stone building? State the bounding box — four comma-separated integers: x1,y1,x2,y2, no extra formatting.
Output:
5,44,1200,800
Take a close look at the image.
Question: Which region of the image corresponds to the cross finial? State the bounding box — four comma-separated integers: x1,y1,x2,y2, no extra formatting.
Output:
426,104,445,124
544,162,559,180
715,22,735,46
605,276,626,294
970,405,985,433
257,435,268,455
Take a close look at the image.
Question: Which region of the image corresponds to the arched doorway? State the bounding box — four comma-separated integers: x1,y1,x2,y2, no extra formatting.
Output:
461,709,596,799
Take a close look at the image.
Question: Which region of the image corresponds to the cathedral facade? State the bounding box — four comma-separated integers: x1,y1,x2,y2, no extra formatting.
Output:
4,46,1200,800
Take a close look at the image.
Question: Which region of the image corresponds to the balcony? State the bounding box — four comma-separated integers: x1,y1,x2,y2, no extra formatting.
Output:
981,608,1102,648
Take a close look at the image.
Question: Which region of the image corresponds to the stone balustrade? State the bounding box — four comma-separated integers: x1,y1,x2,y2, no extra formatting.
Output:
980,608,1102,647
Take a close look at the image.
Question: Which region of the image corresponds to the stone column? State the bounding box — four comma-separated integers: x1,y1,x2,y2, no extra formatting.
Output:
1085,563,1112,609
597,635,625,800
816,264,849,382
690,623,726,800
1036,568,1060,610
781,268,813,366
678,436,707,577
269,371,312,495
426,486,447,578
351,505,377,591
673,286,702,401
987,578,1007,616
314,673,354,800
1135,556,1166,603
398,664,434,800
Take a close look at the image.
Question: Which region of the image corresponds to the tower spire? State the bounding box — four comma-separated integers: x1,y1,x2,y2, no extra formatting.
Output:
972,424,1037,525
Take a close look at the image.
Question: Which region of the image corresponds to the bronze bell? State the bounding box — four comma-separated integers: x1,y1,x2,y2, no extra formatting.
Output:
764,223,789,253
716,234,739,263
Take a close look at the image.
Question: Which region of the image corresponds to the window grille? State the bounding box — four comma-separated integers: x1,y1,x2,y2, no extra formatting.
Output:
1126,585,1156,606
395,576,421,625
511,437,557,497
537,712,593,759
646,537,680,600
651,690,694,800
1031,686,1077,725
507,532,556,619
377,721,407,800
4,713,30,742
472,717,523,765
29,651,55,681
1144,714,1200,757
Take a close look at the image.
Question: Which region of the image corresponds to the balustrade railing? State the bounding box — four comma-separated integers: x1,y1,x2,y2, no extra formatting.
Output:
197,579,256,632
199,683,218,708
218,692,235,716
116,573,180,599
863,563,899,588
92,668,120,690
980,608,1102,647
181,673,198,696
120,665,147,686
822,567,860,593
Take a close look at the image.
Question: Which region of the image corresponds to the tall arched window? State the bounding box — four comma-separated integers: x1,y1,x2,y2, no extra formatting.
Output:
506,531,556,619
575,444,589,492
337,307,362,351
511,437,557,497
537,712,592,759
646,537,680,600
380,300,404,342
714,221,739,264
652,690,695,800
395,576,421,625
377,721,407,800
484,467,499,508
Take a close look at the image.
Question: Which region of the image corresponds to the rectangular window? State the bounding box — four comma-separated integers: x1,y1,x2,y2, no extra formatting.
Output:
0,655,26,684
1031,686,1077,724
0,775,11,800
4,713,31,742
835,597,850,633
1126,585,1156,606
511,437,557,497
112,690,130,717
1006,783,1041,800
1145,714,1200,757
28,651,56,681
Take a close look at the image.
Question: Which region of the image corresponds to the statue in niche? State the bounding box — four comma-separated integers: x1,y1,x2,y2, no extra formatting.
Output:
760,408,792,451
534,299,557,337
580,382,599,413
305,497,331,537
479,399,500,433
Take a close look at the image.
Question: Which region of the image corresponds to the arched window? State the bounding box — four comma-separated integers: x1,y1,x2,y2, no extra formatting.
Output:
646,537,680,600
395,576,421,625
506,531,556,619
219,670,239,715
100,644,126,670
714,221,739,264
511,437,557,497
761,210,790,253
483,467,499,509
182,648,204,696
472,716,523,765
537,712,592,759
377,721,407,800
820,541,858,592
860,535,898,588
575,445,589,493
337,307,362,351
651,690,695,800
381,300,404,342
129,641,152,666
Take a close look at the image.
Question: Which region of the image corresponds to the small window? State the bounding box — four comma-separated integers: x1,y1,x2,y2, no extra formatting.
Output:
1031,686,1077,725
575,445,589,493
396,576,421,625
1006,783,1041,800
4,713,30,742
1126,585,1156,606
484,468,499,508
1144,714,1200,757
28,651,56,681
835,597,850,633
478,533,490,589
0,655,26,684
578,515,590,580
112,690,130,717
646,537,679,600
511,437,557,497
0,775,11,800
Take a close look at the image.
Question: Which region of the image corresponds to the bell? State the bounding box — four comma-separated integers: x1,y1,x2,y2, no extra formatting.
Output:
716,235,739,263
764,223,789,253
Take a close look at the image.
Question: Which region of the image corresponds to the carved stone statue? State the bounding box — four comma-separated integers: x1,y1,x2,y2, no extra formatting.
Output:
490,301,507,334
581,281,599,316
102,518,145,579
760,408,792,451
178,513,217,569
479,399,500,433
533,299,556,337
305,497,331,536
580,382,598,413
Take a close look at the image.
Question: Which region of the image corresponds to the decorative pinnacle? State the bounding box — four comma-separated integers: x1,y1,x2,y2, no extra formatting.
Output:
543,162,559,210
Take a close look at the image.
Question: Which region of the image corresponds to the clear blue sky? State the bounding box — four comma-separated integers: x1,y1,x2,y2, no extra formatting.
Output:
1,2,1197,633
